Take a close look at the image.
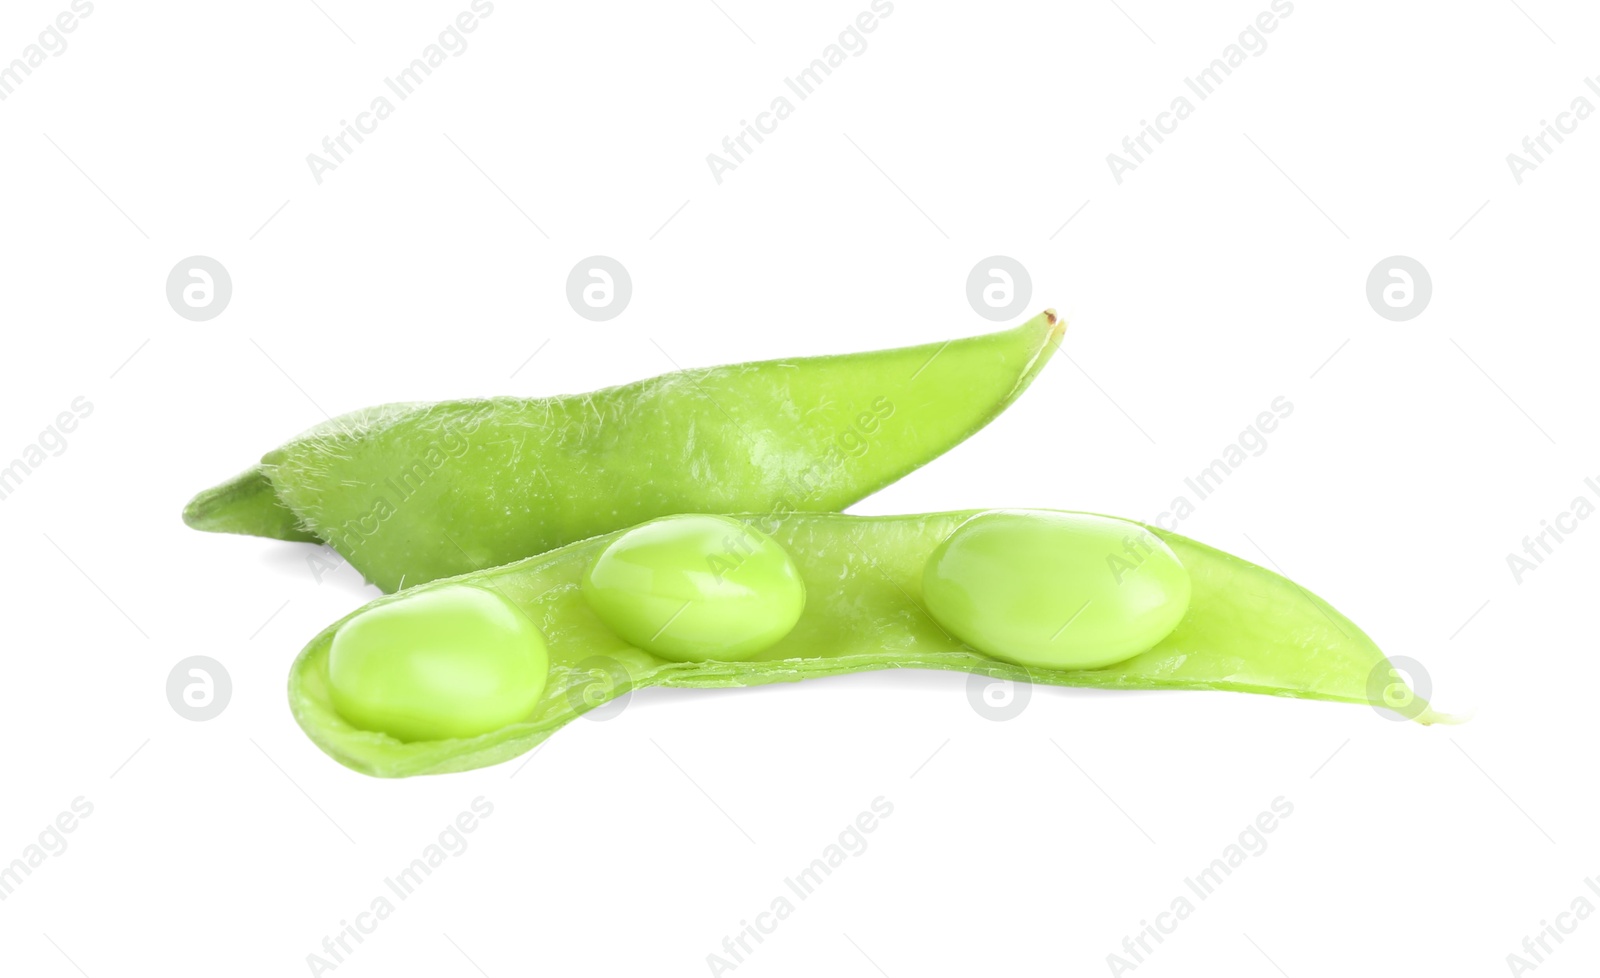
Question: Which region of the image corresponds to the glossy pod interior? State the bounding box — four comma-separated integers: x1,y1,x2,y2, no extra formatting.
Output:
288,510,1442,778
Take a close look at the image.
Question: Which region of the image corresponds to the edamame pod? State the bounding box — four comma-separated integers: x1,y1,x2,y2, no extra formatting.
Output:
287,509,1444,778
185,314,1064,592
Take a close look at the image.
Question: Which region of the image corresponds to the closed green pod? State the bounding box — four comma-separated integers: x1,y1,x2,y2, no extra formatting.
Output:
185,313,1065,592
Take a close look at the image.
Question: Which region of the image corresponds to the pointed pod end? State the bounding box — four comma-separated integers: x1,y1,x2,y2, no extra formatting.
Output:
181,493,213,532
1041,309,1065,342
182,466,322,543
1413,704,1473,726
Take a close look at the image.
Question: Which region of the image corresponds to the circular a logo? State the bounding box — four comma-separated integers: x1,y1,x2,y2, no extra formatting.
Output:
567,655,634,721
166,655,232,721
166,256,233,322
1365,655,1432,721
966,256,1032,321
966,668,1032,721
1365,256,1431,322
566,256,632,322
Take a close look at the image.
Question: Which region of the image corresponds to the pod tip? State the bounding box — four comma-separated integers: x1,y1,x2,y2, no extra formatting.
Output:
1415,704,1473,726
1042,309,1065,342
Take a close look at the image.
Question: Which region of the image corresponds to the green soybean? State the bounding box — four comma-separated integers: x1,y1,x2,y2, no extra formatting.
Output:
287,509,1442,778
922,510,1191,670
326,584,549,742
184,313,1064,593
582,514,805,662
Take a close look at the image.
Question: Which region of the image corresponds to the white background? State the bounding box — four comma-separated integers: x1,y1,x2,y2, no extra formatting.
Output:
0,0,1594,974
